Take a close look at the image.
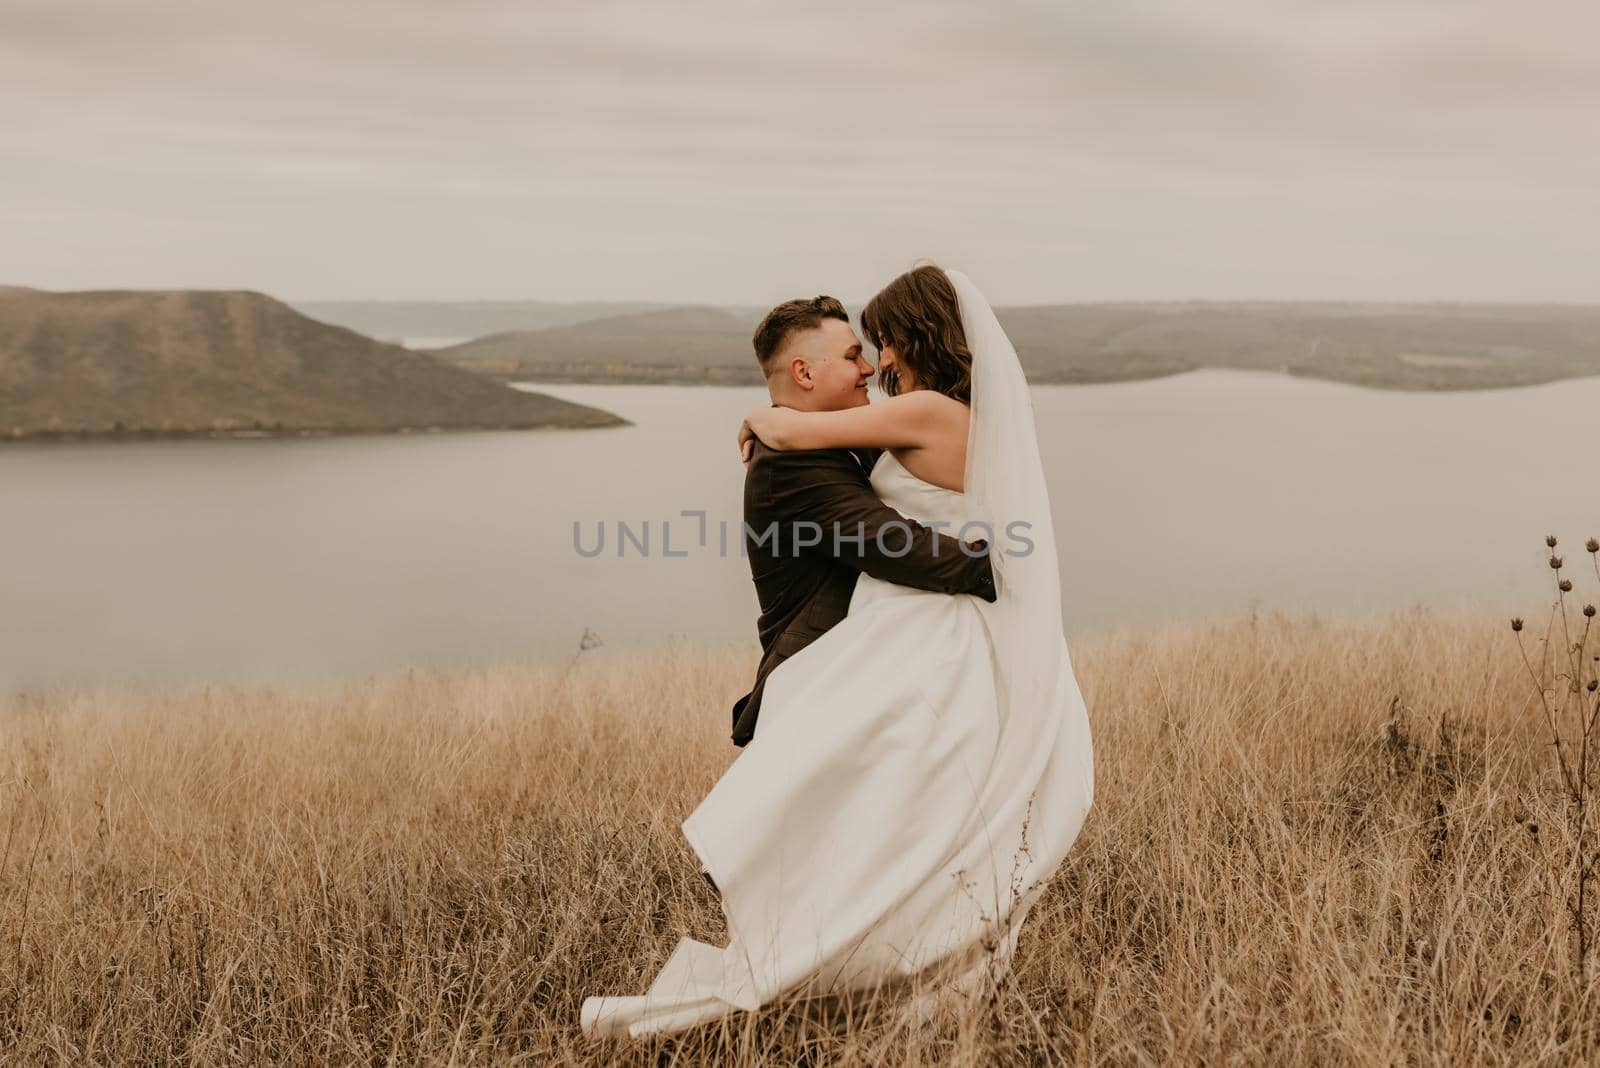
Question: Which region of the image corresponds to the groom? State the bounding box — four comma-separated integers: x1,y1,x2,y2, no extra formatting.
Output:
729,295,996,749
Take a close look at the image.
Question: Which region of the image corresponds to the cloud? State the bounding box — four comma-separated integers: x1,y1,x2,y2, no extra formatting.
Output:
1,0,1596,303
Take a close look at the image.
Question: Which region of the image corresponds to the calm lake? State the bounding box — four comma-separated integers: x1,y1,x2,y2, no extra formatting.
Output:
2,369,1594,694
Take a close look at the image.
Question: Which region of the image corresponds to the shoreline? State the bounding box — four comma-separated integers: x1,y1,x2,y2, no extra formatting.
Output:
0,599,1525,705
489,363,1600,394
0,417,631,445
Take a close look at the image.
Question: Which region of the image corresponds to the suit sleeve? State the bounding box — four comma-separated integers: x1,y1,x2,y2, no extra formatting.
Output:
756,450,997,602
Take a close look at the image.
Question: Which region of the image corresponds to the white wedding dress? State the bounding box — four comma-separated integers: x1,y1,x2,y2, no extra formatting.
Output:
580,269,1095,1041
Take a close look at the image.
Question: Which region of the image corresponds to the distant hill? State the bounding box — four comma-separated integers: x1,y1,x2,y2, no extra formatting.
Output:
0,288,628,441
429,300,1600,391
435,305,766,384
994,301,1600,390
293,299,674,343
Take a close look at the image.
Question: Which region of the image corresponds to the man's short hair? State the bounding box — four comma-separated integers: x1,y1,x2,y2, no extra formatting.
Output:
752,295,849,375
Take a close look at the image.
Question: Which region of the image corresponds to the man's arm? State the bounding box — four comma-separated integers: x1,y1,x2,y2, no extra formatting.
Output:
756,449,996,601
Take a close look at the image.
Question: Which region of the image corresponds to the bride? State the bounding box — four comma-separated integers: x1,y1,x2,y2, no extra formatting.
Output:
580,264,1095,1040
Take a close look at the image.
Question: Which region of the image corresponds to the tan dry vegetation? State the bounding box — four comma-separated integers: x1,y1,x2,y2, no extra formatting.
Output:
2,607,1596,1064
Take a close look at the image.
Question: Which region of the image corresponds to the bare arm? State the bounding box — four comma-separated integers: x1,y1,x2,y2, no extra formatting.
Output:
738,391,966,460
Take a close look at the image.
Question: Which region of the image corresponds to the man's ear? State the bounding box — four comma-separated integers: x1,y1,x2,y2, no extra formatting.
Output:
788,355,813,391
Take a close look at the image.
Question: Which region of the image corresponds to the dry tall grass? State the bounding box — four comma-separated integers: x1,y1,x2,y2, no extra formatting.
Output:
2,605,1596,1064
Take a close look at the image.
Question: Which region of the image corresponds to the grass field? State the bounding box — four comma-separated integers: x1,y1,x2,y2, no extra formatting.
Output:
2,605,1596,1064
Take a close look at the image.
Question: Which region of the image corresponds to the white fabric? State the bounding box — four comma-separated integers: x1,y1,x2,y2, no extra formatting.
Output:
579,268,1095,1041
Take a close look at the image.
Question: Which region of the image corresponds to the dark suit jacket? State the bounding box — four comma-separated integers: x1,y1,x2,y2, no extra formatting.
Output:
729,440,997,746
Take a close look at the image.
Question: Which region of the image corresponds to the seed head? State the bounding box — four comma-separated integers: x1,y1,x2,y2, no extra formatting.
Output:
1586,605,1597,618
1590,680,1599,693
1547,534,1559,548
1511,617,1524,632
1551,555,1565,570
1561,579,1574,592
1589,538,1600,553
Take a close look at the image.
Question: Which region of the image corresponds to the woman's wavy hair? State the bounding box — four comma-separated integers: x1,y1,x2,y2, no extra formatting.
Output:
859,262,972,403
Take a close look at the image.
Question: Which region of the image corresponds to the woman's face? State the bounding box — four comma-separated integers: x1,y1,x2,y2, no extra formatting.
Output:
876,342,920,394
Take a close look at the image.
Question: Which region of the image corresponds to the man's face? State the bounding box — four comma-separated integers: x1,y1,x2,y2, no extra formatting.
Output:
781,317,875,411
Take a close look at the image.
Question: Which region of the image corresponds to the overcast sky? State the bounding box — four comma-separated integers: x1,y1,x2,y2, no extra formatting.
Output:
3,0,1597,305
